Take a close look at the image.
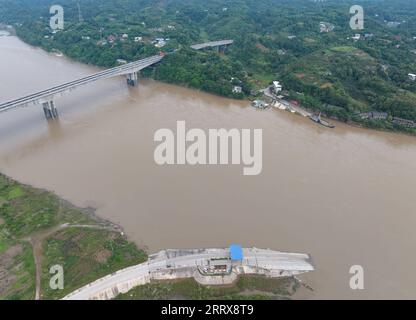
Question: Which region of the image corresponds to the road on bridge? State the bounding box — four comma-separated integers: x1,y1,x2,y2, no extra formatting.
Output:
0,54,164,113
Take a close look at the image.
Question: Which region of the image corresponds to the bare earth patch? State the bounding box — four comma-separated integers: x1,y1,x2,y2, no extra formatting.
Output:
3,244,23,258
320,83,333,89
255,43,269,52
95,249,112,264
0,244,23,296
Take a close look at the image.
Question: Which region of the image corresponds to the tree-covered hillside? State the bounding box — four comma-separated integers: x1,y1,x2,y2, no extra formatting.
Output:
1,0,416,132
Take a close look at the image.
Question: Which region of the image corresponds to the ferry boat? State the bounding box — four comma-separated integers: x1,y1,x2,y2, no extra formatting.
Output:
308,112,335,128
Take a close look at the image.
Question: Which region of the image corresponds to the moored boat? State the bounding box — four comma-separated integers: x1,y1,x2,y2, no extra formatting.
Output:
308,112,335,128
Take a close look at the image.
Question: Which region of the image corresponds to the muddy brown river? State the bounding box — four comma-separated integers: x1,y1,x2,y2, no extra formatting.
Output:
1,35,416,299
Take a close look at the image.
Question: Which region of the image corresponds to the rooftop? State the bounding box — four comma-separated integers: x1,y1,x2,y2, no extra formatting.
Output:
230,244,243,261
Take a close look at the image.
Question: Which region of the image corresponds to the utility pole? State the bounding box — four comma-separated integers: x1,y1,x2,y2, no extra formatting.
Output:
77,1,83,23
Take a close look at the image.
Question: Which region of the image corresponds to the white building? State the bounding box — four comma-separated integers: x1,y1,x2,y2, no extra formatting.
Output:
272,81,282,94
154,38,167,48
408,73,416,81
134,36,143,42
319,22,334,33
232,86,242,94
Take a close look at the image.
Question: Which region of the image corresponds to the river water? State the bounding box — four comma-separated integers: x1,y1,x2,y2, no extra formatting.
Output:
1,35,416,299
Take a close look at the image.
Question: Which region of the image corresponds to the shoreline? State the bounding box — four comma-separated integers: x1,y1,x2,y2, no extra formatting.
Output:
0,24,16,36
0,171,127,240
0,172,149,299
0,173,301,300
0,31,414,137
2,33,416,300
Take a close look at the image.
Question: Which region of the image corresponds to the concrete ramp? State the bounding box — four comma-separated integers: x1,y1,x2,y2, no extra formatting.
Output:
63,247,314,300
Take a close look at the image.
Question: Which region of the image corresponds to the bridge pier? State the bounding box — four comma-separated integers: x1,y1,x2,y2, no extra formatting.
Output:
126,72,138,86
1,55,164,114
218,45,227,54
42,101,58,120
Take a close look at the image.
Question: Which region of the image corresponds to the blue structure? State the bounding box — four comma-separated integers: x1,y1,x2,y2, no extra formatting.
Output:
229,244,243,261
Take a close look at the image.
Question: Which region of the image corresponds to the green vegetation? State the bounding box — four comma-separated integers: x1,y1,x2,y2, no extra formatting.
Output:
1,0,416,132
117,276,300,300
1,182,59,238
0,236,35,300
0,174,297,300
0,162,302,301
0,174,147,300
41,228,146,299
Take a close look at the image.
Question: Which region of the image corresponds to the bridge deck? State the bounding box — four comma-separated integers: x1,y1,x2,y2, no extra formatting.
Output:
190,40,234,50
0,55,163,112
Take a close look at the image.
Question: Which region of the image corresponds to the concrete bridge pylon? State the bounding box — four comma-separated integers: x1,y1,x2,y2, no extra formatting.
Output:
0,54,164,120
42,101,58,119
126,72,138,86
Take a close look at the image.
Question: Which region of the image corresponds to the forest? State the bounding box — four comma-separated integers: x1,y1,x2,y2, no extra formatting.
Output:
1,0,416,132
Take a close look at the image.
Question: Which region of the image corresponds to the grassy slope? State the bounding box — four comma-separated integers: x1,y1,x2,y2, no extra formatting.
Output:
41,227,146,299
0,174,297,300
117,276,300,300
0,174,147,300
0,176,36,299
282,46,378,110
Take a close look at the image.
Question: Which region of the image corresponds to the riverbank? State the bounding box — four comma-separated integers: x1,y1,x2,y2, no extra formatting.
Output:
63,247,313,300
0,174,299,300
261,85,416,136
2,34,416,299
0,24,15,36
0,25,413,137
117,276,299,300
0,173,147,299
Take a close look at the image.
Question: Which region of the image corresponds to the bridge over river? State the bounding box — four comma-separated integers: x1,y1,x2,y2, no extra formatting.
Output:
0,39,235,120
0,54,163,119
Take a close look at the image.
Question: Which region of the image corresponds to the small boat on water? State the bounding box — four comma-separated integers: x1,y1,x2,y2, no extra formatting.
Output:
308,112,335,128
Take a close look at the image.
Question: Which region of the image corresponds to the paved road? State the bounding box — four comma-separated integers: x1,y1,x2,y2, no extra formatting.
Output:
63,248,313,300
